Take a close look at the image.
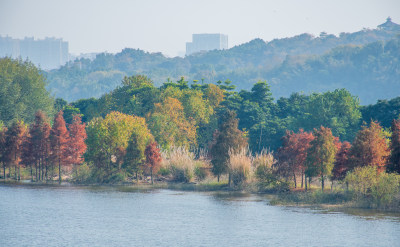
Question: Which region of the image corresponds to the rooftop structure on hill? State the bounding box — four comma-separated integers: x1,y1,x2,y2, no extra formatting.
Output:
378,17,400,30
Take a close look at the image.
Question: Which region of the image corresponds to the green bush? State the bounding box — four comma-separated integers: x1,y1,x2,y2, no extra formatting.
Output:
72,163,91,183
345,166,400,208
194,162,208,181
371,172,400,207
158,167,170,176
106,172,126,184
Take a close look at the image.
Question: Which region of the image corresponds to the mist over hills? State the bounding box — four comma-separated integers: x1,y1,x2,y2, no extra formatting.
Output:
45,19,400,104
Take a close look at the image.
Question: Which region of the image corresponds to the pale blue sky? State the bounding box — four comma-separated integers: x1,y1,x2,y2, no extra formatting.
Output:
1,0,399,57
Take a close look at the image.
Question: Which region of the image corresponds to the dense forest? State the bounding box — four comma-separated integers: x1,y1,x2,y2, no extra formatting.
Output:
46,19,400,104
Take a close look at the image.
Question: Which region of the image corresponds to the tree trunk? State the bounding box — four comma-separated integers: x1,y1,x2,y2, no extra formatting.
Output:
331,180,334,191
18,167,20,181
228,172,231,187
136,171,138,184
301,171,304,188
321,175,324,191
38,161,41,181
305,174,308,191
308,176,312,190
58,157,61,184
30,164,33,181
35,162,38,181
15,166,17,180
8,166,11,178
217,175,220,182
42,162,45,181
3,163,5,180
51,163,54,181
151,169,153,185
293,171,297,188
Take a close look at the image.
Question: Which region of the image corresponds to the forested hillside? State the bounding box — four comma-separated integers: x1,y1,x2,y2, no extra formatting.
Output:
45,19,400,103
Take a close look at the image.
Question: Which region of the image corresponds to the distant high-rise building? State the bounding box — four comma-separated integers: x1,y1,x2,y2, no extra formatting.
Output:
186,33,228,56
0,36,69,70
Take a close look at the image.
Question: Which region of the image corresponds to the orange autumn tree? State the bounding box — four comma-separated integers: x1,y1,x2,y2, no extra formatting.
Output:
276,129,314,189
5,120,27,180
145,141,161,184
67,114,87,175
51,111,69,184
349,121,389,172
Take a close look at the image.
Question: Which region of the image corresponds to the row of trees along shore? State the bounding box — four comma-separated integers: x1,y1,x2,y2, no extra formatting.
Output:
1,108,399,189
0,59,399,207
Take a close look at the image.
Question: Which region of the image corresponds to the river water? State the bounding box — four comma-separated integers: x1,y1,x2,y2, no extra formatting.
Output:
0,184,399,247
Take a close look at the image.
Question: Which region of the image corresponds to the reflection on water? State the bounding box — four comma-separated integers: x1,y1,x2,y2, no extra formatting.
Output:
0,184,399,247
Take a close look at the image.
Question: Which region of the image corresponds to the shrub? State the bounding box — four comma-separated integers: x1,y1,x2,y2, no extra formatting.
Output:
194,161,209,181
371,172,400,207
228,147,252,186
158,166,170,176
106,172,126,184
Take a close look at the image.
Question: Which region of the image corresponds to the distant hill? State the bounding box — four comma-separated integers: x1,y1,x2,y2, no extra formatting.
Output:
45,18,400,103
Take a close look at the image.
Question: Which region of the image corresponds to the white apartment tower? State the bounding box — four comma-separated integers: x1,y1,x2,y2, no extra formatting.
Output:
186,33,228,56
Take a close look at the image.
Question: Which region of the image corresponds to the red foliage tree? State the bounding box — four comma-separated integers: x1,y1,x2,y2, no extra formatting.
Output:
5,121,27,180
349,121,389,172
388,119,400,173
20,131,35,180
145,142,161,184
51,111,69,183
67,115,87,173
27,111,51,181
332,141,351,182
0,126,8,179
277,129,314,188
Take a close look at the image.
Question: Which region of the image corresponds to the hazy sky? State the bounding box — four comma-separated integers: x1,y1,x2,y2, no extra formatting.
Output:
1,0,399,57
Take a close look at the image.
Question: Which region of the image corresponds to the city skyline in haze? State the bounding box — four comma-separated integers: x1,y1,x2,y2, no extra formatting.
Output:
1,0,399,57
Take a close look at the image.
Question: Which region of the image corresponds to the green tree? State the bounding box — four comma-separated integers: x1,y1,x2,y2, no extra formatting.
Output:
305,126,338,191
123,132,147,182
300,89,361,141
148,97,196,148
0,58,54,125
85,111,153,181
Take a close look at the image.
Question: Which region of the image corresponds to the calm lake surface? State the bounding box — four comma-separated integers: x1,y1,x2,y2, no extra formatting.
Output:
0,184,399,247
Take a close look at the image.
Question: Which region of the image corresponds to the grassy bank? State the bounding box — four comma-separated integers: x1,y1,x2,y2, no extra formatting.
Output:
269,189,400,213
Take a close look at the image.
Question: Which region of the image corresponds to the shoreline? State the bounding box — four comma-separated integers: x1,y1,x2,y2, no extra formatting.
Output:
1,179,399,214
